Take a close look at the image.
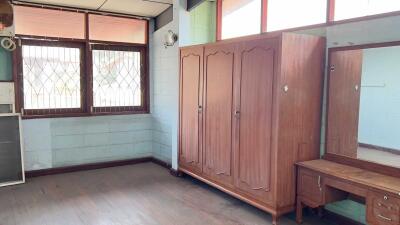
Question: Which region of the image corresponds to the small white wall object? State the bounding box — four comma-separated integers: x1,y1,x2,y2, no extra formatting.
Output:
0,82,15,113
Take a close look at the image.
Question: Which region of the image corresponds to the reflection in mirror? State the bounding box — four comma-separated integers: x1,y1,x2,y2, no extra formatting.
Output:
357,46,400,168
327,45,400,168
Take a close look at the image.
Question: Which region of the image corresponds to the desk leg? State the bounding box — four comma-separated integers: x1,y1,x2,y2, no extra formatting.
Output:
272,215,278,225
317,206,324,218
296,197,303,224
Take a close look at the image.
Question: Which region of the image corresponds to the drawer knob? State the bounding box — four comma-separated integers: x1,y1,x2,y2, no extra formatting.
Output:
383,196,388,200
378,214,392,221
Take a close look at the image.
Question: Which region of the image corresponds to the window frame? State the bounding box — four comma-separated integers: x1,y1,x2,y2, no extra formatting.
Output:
216,0,400,40
13,10,150,119
16,39,87,117
89,44,148,115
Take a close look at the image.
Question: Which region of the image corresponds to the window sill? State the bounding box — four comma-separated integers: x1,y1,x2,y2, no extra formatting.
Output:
21,110,150,120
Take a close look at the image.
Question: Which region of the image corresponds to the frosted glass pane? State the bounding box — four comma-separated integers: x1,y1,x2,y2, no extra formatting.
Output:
335,0,400,21
89,14,147,44
221,0,261,39
267,0,327,31
14,6,85,39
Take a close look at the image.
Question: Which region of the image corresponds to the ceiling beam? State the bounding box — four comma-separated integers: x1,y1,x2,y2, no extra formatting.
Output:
154,5,172,31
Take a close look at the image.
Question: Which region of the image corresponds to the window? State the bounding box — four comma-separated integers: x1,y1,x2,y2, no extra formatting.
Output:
21,41,83,114
334,0,400,21
266,0,327,31
221,0,261,39
14,6,149,118
92,46,145,112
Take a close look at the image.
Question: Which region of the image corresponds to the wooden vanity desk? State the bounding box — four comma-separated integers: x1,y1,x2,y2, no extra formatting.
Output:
296,158,400,225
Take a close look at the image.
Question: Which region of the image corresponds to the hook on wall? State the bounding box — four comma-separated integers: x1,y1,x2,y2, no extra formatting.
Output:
1,37,16,51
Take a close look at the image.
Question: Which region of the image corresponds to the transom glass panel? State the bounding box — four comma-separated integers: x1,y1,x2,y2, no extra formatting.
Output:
335,0,400,21
221,0,262,39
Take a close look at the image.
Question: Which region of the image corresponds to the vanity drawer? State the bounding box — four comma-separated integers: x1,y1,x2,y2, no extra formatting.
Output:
297,168,323,206
367,191,400,225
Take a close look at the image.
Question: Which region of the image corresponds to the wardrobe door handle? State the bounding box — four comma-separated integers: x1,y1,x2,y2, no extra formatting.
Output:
318,176,322,191
198,106,203,113
235,111,240,118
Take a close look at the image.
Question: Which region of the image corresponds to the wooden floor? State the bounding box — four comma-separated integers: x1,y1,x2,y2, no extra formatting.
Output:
0,163,337,225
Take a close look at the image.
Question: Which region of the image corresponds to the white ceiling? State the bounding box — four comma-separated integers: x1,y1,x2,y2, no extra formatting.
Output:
18,0,172,17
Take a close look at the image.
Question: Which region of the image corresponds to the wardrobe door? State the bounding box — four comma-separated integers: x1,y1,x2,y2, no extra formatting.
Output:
326,50,363,158
234,38,277,202
179,47,203,173
203,44,235,187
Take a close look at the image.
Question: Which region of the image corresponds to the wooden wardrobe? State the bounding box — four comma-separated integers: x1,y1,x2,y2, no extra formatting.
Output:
178,32,325,224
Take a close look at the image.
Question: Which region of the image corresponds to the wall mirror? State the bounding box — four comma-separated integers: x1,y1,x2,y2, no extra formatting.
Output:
326,43,400,169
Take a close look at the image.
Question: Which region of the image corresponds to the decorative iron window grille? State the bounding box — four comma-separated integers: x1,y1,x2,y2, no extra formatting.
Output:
22,44,82,111
92,47,143,110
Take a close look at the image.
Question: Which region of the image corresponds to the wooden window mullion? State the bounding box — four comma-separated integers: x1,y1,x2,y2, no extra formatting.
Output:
261,0,268,33
327,0,335,23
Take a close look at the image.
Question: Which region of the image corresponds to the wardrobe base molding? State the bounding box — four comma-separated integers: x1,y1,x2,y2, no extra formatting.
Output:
179,167,294,223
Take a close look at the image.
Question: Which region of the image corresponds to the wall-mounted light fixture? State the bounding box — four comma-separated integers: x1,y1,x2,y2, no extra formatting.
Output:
164,30,178,48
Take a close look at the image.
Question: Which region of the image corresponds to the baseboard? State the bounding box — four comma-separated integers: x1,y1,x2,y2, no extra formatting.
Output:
170,168,183,177
359,142,400,155
151,157,171,169
25,157,172,178
323,209,365,225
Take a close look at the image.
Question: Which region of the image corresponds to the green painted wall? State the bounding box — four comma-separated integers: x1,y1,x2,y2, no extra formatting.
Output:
326,200,366,224
189,1,216,45
0,47,13,81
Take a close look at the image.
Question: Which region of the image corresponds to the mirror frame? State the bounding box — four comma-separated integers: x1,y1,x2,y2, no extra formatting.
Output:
324,40,400,178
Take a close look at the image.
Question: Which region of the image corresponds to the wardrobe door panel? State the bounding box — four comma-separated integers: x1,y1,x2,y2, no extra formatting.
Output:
327,50,363,158
179,47,203,173
235,39,276,202
203,44,235,186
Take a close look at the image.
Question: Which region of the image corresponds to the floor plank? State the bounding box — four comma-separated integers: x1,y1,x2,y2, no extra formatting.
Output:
0,163,337,225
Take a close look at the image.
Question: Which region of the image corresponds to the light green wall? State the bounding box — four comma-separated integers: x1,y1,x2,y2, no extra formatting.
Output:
326,200,366,224
358,47,400,150
189,1,216,45
0,47,12,81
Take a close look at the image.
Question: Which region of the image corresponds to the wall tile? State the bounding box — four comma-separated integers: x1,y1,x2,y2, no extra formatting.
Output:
24,150,52,171
84,133,109,147
52,135,85,149
23,114,154,169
